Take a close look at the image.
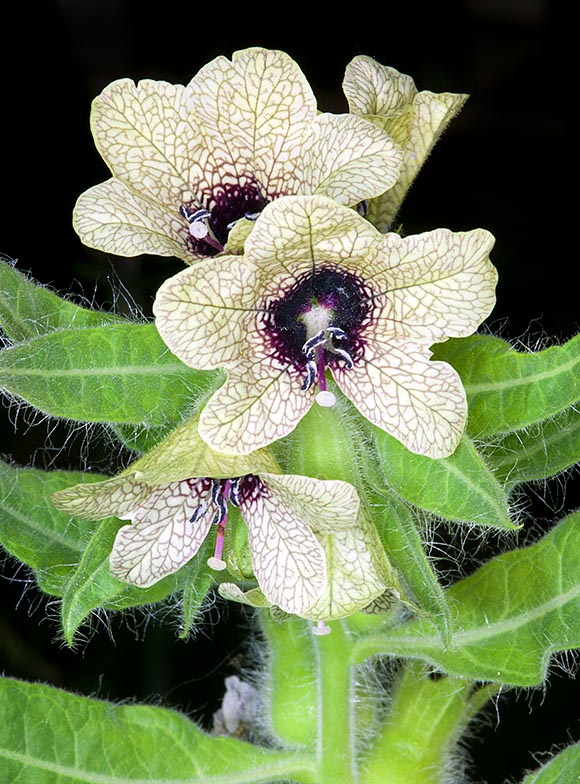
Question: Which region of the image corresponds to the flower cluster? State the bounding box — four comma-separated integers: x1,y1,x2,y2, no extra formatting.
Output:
61,47,498,630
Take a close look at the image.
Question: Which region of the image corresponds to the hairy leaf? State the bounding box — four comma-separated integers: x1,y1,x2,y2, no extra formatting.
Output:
486,406,580,486
521,743,580,784
0,257,123,341
352,512,580,686
0,462,102,595
0,323,215,425
365,490,451,645
0,677,316,783
61,515,217,645
361,661,496,784
433,334,580,436
373,430,513,529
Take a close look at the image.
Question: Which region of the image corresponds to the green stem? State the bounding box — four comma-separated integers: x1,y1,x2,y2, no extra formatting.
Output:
316,621,356,784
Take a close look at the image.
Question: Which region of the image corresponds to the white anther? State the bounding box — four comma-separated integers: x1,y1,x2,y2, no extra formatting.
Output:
316,390,336,407
312,621,332,636
207,557,227,571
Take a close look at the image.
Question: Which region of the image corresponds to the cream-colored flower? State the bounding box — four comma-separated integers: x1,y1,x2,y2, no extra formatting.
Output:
219,503,401,635
52,416,359,616
343,55,468,230
74,47,402,264
154,195,497,459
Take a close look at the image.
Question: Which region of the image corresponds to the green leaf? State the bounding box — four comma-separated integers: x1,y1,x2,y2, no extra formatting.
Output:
521,743,580,784
180,566,214,640
0,462,102,595
0,256,124,341
0,323,216,425
373,430,513,529
0,677,316,783
61,518,215,646
352,511,580,686
364,490,452,645
109,422,176,454
360,661,496,784
486,406,580,486
433,333,580,436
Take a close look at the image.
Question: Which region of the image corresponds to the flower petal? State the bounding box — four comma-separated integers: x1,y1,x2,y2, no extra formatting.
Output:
344,56,468,230
110,479,212,587
370,90,468,229
187,48,317,199
217,583,271,608
200,365,314,455
259,473,360,531
90,77,198,210
334,338,467,458
297,113,402,206
240,478,326,614
343,56,417,116
73,179,189,261
301,508,393,621
153,256,262,370
245,195,381,282
367,228,497,342
52,475,150,520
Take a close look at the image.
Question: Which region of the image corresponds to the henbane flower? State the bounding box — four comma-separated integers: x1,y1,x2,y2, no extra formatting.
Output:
74,47,402,264
343,55,468,231
219,503,402,636
153,194,497,458
51,416,360,616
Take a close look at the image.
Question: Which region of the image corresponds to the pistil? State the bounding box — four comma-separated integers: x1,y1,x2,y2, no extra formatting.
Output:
207,479,231,571
312,620,332,636
180,205,224,253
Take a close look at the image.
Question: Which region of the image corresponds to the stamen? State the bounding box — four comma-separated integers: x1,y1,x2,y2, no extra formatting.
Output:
301,359,317,392
226,210,263,231
356,200,369,218
331,347,354,369
229,477,242,507
312,620,332,636
326,326,348,341
189,501,208,524
300,326,353,405
302,330,327,354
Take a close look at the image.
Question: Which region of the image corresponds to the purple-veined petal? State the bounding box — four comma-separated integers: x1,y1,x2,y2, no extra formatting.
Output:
73,179,189,261
259,473,359,531
239,477,326,614
200,364,314,455
366,228,497,342
153,255,262,370
90,77,200,211
110,479,213,587
333,337,467,458
296,113,402,206
52,475,151,520
188,48,317,199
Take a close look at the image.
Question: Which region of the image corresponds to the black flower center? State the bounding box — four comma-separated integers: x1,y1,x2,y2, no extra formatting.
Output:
262,267,374,383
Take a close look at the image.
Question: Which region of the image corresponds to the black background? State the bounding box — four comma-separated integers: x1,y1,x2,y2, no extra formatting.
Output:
1,1,579,782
